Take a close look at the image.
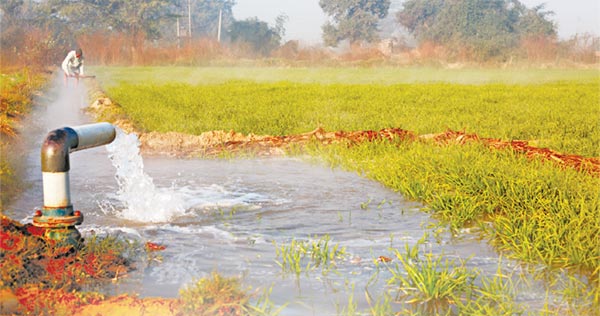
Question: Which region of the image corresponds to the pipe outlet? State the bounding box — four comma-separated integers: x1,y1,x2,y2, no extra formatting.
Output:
34,123,116,245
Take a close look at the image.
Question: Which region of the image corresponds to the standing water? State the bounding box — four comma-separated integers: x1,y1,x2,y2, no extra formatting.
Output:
8,73,547,314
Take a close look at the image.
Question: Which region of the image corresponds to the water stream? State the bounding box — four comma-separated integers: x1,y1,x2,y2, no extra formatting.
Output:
7,73,546,314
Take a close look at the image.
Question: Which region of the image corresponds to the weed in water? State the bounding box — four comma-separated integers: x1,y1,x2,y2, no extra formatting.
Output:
274,235,348,278
245,285,288,316
180,271,249,316
335,282,359,316
387,247,477,314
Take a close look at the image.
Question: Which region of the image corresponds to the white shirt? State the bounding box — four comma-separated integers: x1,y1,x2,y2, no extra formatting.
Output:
61,50,84,75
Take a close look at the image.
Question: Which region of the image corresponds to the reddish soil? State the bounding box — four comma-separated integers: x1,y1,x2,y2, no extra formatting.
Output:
128,122,600,176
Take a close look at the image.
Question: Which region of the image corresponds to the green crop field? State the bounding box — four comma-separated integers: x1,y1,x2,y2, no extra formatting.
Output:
93,66,600,313
97,68,599,157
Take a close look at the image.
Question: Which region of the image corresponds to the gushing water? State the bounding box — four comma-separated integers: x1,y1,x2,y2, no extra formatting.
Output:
106,128,187,222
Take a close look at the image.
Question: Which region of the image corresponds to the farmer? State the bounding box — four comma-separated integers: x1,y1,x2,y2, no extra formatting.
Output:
61,48,84,86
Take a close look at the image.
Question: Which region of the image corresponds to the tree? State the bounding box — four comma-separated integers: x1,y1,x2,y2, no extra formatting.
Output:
43,0,175,41
228,17,282,56
1,0,70,67
515,3,555,37
396,0,556,59
319,0,391,47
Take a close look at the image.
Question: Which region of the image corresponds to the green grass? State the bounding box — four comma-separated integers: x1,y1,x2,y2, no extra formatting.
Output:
274,235,348,277
383,240,526,315
105,80,599,157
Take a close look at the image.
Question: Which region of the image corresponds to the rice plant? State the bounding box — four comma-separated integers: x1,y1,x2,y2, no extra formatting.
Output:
274,234,348,278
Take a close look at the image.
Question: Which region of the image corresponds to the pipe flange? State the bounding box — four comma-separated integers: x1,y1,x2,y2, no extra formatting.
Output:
33,211,83,228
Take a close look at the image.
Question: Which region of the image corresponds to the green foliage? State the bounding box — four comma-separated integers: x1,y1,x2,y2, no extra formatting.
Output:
517,3,557,36
319,0,390,46
397,0,556,59
388,249,477,313
274,235,347,277
386,242,526,315
228,18,283,56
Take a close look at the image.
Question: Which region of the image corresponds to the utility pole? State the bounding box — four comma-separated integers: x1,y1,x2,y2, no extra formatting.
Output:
217,8,222,42
176,17,181,48
187,0,192,43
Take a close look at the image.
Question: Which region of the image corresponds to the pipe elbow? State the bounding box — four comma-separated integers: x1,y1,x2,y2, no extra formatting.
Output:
40,123,116,172
41,127,78,172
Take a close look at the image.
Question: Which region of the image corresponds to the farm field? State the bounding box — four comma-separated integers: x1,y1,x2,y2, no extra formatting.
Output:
95,66,599,157
88,66,600,314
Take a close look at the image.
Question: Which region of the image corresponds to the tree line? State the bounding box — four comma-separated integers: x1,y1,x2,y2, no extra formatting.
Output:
1,0,596,67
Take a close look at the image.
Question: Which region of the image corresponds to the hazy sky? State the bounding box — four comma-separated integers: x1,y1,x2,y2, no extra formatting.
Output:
233,0,600,45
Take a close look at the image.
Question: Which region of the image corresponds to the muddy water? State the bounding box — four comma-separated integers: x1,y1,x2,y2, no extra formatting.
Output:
8,74,542,314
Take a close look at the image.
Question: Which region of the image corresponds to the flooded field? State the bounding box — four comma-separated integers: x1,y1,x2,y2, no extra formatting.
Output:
5,74,568,314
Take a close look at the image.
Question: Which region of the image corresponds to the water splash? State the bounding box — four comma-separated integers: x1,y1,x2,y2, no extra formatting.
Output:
106,128,187,222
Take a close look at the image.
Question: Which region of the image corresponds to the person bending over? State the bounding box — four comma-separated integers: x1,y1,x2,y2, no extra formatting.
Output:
62,48,84,86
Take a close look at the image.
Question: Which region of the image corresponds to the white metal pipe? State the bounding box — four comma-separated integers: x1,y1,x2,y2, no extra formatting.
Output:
42,172,71,208
71,122,116,152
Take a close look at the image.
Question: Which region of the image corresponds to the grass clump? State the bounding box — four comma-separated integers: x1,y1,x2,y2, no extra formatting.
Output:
180,271,249,316
274,234,347,278
384,239,525,316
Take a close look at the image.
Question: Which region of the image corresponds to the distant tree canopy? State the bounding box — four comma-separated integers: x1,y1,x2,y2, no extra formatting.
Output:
319,0,391,47
42,0,175,42
1,0,286,66
23,0,236,43
228,17,283,56
1,0,74,66
397,0,556,59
